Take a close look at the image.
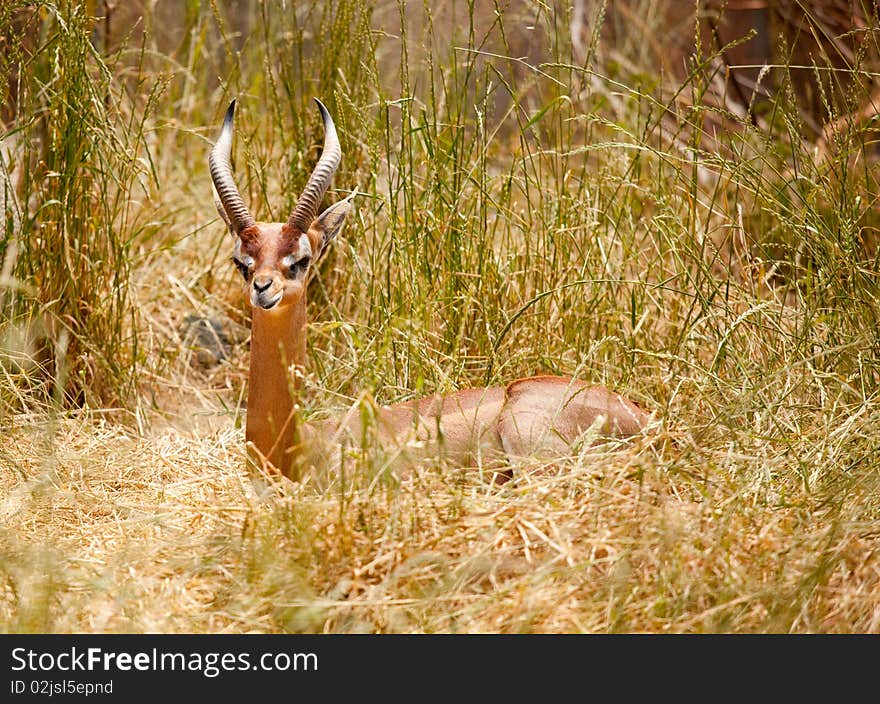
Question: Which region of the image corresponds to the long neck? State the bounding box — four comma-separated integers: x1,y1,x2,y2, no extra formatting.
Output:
246,296,307,479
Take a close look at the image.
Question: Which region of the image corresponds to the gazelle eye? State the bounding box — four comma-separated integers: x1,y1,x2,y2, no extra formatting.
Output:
232,257,251,280
286,256,310,278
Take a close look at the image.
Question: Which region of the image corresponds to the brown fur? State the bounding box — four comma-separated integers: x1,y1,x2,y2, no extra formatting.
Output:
212,108,651,482
237,215,651,481
234,212,653,481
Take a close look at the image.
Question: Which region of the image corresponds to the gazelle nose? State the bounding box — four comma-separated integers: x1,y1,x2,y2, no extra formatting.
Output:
253,276,272,293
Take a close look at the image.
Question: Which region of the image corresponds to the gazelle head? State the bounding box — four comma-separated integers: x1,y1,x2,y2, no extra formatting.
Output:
209,99,355,311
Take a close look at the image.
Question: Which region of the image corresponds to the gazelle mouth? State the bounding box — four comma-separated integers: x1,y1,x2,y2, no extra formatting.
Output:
256,294,282,310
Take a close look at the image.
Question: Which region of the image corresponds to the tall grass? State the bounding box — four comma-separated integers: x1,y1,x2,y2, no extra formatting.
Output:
1,1,161,413
1,0,880,633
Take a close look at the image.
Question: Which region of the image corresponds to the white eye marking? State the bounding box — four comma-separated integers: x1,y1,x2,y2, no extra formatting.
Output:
232,254,254,280
233,240,255,268
282,235,313,278
283,254,311,277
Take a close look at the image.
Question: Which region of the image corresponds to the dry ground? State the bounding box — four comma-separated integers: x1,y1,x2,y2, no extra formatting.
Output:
4,357,880,632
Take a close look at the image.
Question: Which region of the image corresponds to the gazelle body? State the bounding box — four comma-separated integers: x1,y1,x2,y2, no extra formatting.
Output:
210,100,649,480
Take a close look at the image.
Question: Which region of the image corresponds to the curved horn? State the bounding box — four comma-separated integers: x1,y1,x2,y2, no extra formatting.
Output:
209,100,256,234
287,98,342,233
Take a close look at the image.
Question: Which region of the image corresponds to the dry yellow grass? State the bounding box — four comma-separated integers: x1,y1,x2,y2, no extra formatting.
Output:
4,362,879,633
3,0,880,634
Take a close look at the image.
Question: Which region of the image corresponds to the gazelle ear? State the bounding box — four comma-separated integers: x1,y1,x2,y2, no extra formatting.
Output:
309,190,357,253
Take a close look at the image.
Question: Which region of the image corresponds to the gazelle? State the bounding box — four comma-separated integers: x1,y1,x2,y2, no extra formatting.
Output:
209,99,650,481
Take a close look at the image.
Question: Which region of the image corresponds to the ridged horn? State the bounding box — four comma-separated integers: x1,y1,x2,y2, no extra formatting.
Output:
209,100,256,235
287,98,342,233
